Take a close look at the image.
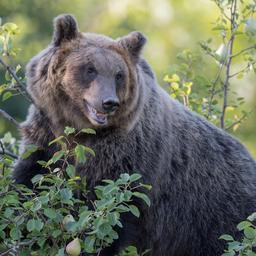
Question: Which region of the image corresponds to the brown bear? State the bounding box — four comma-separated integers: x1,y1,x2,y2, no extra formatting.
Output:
13,14,256,256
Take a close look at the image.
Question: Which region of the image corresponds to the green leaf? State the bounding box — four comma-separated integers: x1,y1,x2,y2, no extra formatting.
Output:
75,144,87,164
237,220,252,231
123,191,132,201
102,179,115,184
81,128,96,135
0,84,7,95
247,212,256,222
120,173,130,183
31,174,44,184
10,227,21,240
140,183,152,190
15,216,25,226
78,211,92,228
129,205,140,218
57,248,65,256
130,173,142,182
48,136,64,146
227,241,242,251
5,71,11,81
60,188,73,201
244,226,256,239
44,208,57,219
52,230,62,238
64,221,77,232
34,219,44,232
2,91,12,101
99,222,112,236
84,235,95,253
37,160,47,166
66,164,76,178
38,195,49,205
219,234,234,241
84,146,95,157
103,184,118,195
64,126,76,135
27,219,44,232
133,192,151,207
51,150,65,163
3,23,18,33
37,238,46,248
21,144,38,159
108,212,119,226
31,199,42,212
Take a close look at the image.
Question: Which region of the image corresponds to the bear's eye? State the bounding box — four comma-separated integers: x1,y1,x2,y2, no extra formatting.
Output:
115,72,124,82
87,66,97,75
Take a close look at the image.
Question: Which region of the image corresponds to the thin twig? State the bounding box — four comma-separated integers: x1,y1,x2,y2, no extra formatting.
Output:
220,0,237,129
213,0,232,21
0,247,15,256
0,57,33,103
0,140,6,174
0,109,20,127
231,45,256,58
206,62,225,118
0,149,18,159
0,239,36,256
229,60,256,78
225,109,253,131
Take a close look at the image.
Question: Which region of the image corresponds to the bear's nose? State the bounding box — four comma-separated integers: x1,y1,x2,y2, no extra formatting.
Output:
102,98,120,112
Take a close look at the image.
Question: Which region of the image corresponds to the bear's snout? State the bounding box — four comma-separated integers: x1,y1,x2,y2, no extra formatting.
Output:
102,97,120,113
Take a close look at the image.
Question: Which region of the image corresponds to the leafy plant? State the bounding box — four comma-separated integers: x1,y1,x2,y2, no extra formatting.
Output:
220,213,256,256
0,128,151,255
165,0,256,131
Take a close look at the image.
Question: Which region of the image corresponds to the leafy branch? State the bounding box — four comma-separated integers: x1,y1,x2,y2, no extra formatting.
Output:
0,57,33,104
0,109,19,127
220,0,237,129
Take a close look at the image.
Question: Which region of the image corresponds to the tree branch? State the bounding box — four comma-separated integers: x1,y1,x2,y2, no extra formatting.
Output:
225,109,253,131
0,138,18,160
229,60,256,78
231,45,256,58
0,57,34,103
0,109,20,127
220,0,237,129
0,149,18,159
206,62,225,118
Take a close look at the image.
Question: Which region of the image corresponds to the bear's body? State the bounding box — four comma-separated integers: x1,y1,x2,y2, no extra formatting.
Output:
13,15,256,256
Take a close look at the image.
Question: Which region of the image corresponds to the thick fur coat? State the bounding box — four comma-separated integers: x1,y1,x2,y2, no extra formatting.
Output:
13,14,256,256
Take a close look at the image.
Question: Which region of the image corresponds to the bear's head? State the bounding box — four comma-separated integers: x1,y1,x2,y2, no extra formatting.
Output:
26,14,149,133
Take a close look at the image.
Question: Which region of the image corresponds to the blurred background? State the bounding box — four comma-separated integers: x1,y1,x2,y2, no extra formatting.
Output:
0,0,255,156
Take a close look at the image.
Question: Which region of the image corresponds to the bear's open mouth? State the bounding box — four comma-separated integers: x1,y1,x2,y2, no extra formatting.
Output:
84,101,108,125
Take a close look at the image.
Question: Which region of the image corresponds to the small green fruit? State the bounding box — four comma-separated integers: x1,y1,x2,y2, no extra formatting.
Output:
66,238,81,256
62,214,75,225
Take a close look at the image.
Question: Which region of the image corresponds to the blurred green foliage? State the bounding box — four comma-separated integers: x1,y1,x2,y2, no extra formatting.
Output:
0,0,255,156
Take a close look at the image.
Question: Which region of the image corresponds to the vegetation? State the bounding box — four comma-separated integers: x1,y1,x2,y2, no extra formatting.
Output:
0,0,256,255
0,126,151,255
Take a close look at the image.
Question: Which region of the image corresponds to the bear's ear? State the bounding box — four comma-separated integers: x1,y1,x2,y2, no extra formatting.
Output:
52,14,79,46
119,31,147,62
